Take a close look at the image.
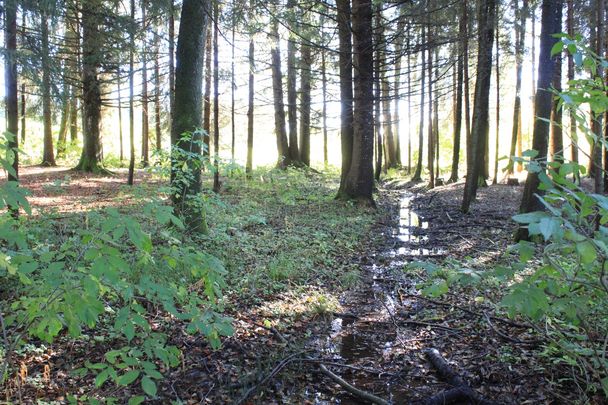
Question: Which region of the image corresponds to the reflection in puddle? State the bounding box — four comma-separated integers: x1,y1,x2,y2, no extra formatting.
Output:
305,193,438,404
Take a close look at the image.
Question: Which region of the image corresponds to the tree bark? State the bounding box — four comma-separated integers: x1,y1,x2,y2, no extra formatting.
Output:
117,70,124,161
41,11,56,166
493,21,501,185
566,0,579,182
427,18,435,189
169,0,175,125
286,0,300,162
213,1,220,193
336,0,354,198
515,0,562,241
412,25,426,182
246,1,255,177
141,0,149,167
449,14,464,183
343,0,375,204
128,0,136,185
321,40,328,167
270,14,290,168
203,24,212,158
461,0,496,213
171,0,210,232
299,41,312,166
507,0,528,175
75,0,104,172
154,27,162,152
5,0,19,193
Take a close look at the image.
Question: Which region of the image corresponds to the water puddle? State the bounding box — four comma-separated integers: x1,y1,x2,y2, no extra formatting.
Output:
303,192,442,404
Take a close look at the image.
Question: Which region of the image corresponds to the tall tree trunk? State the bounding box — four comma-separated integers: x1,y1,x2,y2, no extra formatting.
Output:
270,15,290,168
493,21,501,185
56,78,70,159
168,0,175,124
128,0,136,185
117,70,124,161
344,0,375,204
374,6,382,181
427,21,435,189
566,0,579,182
299,41,312,166
231,16,236,164
406,30,412,173
246,1,255,177
213,1,220,193
412,25,426,182
75,1,104,172
286,0,300,162
393,18,405,167
321,42,328,167
449,15,464,183
516,0,562,240
41,12,56,166
507,0,528,175
20,12,25,145
336,0,354,198
551,20,564,165
154,28,162,151
592,0,605,192
5,0,19,203
380,27,396,169
141,0,149,167
203,24,212,158
463,0,471,163
68,13,79,145
171,0,209,232
461,0,496,213
434,48,440,180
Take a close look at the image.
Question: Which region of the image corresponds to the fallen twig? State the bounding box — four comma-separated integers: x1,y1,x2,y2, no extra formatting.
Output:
483,312,542,346
318,363,390,405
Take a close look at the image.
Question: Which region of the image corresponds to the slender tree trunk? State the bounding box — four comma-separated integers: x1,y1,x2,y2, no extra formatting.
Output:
41,12,56,166
141,0,149,167
299,41,312,166
427,22,435,189
551,24,564,165
591,0,604,193
68,13,79,145
567,0,579,182
412,25,426,182
117,70,124,161
394,17,405,167
449,16,464,182
19,12,25,145
516,0,562,240
171,0,210,232
270,15,290,168
203,24,212,158
154,28,162,151
461,0,496,213
231,16,236,164
5,0,19,200
56,79,70,159
75,1,104,172
213,1,220,193
493,21,501,185
380,29,396,169
344,0,375,204
406,30,412,173
246,1,255,177
434,48,440,180
374,6,383,181
321,43,328,167
128,0,136,185
168,0,175,123
286,0,300,162
463,0,471,162
507,0,528,175
336,0,354,198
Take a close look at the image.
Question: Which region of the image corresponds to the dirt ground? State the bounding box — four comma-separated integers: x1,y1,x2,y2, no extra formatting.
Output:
2,167,597,404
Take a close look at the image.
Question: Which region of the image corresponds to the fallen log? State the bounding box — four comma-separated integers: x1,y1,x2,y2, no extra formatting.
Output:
423,348,496,405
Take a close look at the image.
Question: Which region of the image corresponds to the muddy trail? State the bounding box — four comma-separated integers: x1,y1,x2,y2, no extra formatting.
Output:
275,184,569,405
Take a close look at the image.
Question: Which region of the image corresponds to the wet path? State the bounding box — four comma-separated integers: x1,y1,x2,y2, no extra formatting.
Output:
305,192,446,404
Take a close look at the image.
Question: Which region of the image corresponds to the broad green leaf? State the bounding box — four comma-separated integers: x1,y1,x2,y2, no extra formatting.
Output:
117,370,140,386
141,376,157,396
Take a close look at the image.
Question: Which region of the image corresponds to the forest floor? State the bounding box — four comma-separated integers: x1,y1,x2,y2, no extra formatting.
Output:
2,166,592,404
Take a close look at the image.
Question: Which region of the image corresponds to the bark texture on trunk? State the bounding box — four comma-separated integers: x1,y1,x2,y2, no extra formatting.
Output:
270,17,290,168
343,0,375,204
171,0,210,232
516,0,562,241
336,0,354,198
41,13,56,166
461,0,496,213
